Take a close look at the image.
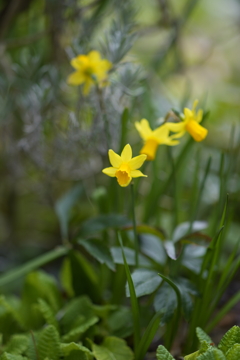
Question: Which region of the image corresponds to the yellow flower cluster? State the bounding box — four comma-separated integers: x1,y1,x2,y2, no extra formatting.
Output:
102,100,208,187
67,51,112,95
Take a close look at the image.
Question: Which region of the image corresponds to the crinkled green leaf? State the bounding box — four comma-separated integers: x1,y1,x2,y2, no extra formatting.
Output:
37,299,59,330
225,343,240,360
106,307,133,338
0,354,28,360
4,335,29,355
126,269,161,298
156,345,174,360
218,326,240,355
196,328,213,345
197,348,226,360
38,325,60,360
60,342,93,356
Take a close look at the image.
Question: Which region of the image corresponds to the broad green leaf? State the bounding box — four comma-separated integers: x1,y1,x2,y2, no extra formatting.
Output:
92,337,134,360
164,241,176,260
172,221,208,243
184,342,211,360
78,214,129,238
62,316,99,343
196,328,213,344
135,225,165,240
77,238,115,271
55,184,83,240
5,335,29,355
60,296,95,334
182,245,206,274
218,326,240,355
154,283,177,325
184,351,199,360
126,269,162,298
197,348,226,360
140,234,166,265
37,299,59,330
0,296,25,330
38,325,60,360
106,307,133,338
110,247,150,266
226,343,240,360
156,345,174,360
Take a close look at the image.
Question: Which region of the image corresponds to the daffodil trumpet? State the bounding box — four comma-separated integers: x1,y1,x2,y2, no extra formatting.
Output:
67,50,112,95
135,119,179,160
102,144,147,187
165,100,208,142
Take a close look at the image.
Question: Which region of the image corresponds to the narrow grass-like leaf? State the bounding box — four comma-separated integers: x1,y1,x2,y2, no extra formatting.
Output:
118,232,140,355
136,312,161,360
0,247,68,288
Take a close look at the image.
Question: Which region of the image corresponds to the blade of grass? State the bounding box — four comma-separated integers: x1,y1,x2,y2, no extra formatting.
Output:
206,290,240,333
118,232,140,355
136,311,161,360
0,246,69,287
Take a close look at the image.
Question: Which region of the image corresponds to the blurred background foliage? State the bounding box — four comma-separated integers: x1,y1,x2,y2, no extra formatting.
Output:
0,0,240,269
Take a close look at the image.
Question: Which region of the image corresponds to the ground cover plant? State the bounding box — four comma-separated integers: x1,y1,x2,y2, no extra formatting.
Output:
1,0,240,359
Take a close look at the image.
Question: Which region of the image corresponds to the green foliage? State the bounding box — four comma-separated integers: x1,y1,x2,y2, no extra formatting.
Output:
38,325,60,360
156,345,174,360
92,337,134,360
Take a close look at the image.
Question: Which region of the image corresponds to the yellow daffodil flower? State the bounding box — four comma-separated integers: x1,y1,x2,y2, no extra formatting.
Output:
165,100,208,142
102,144,147,187
135,119,179,160
67,50,112,95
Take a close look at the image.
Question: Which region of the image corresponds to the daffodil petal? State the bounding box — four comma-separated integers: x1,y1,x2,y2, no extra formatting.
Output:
193,99,199,110
131,170,147,178
67,72,85,85
102,167,117,177
135,119,153,140
152,124,170,143
128,154,147,170
121,144,132,161
184,108,193,118
165,122,185,133
170,130,186,140
109,149,122,168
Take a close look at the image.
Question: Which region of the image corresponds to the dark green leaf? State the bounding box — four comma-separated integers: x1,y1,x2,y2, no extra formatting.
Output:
126,269,162,298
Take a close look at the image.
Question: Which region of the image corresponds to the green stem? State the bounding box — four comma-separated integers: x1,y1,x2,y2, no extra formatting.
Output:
131,182,139,267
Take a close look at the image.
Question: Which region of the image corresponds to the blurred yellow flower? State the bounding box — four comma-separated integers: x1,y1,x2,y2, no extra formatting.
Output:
102,144,147,187
165,100,208,142
67,51,112,95
135,119,179,160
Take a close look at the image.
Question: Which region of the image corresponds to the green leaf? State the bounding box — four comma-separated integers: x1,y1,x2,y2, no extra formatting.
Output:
225,343,240,360
126,269,162,298
60,342,92,357
184,351,199,360
154,283,177,325
0,354,28,360
5,335,29,355
196,328,213,344
136,312,161,360
69,250,100,302
62,317,99,343
55,184,83,240
197,348,226,360
37,299,59,330
0,296,25,330
218,326,240,355
60,258,74,297
37,325,60,360
106,307,133,338
172,221,208,243
78,214,129,238
0,247,68,288
140,234,166,265
92,337,134,360
110,247,150,266
156,345,174,360
118,233,140,354
77,238,115,271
